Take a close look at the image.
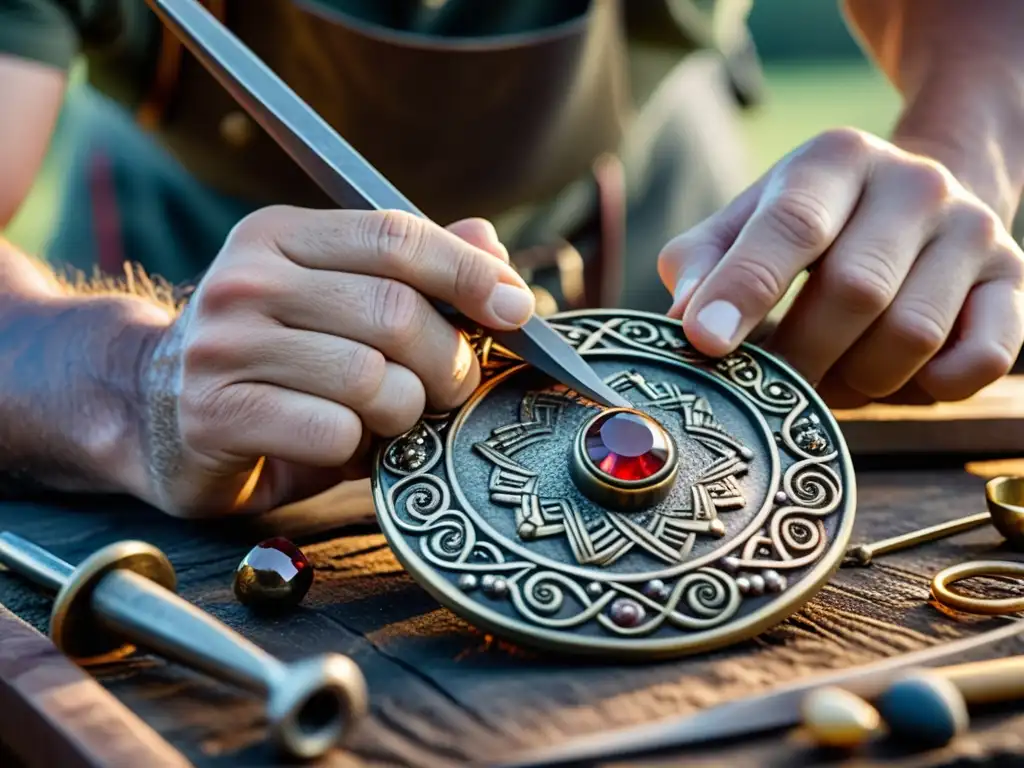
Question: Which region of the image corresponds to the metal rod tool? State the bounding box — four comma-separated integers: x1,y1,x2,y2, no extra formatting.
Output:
844,475,1024,566
0,532,367,760
142,0,630,410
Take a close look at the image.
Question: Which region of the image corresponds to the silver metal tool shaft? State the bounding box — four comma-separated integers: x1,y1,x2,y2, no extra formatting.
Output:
0,532,367,760
143,0,630,410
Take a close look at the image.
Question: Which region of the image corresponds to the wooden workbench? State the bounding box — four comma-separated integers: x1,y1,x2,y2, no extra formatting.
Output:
1,453,1023,767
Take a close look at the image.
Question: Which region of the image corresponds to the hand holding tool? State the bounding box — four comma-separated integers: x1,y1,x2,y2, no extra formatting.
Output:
142,0,630,411
0,533,367,760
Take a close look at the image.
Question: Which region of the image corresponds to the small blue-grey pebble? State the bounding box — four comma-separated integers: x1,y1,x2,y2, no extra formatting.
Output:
875,673,969,749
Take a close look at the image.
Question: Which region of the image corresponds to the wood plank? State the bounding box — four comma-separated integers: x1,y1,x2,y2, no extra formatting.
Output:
835,375,1024,455
0,602,192,768
2,466,1024,767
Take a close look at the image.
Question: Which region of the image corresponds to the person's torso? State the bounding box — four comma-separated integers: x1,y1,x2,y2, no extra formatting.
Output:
81,0,741,223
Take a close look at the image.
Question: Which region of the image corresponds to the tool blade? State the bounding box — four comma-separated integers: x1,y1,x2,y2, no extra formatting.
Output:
492,319,632,409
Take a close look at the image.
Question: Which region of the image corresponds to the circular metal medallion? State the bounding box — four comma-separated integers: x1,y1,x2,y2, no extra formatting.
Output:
372,309,856,659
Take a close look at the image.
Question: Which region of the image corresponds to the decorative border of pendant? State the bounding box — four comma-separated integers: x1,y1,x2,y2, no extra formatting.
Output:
372,310,856,658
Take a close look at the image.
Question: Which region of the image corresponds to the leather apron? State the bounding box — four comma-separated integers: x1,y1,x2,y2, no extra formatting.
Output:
141,0,631,228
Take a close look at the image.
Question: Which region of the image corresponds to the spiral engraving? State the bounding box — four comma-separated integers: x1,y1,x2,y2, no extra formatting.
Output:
374,311,851,651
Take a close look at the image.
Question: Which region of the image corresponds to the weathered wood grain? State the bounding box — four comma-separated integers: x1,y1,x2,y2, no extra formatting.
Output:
1,466,1023,767
0,601,192,767
835,375,1024,456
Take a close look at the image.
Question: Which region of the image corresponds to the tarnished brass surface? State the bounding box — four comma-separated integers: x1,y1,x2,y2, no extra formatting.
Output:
373,309,857,658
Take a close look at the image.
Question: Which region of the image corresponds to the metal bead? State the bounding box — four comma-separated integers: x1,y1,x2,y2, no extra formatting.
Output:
482,576,508,599
736,577,751,595
763,570,786,592
801,686,881,748
721,556,740,574
775,491,788,505
709,519,726,537
875,672,969,749
747,574,766,596
586,581,604,597
233,537,313,612
609,598,646,628
458,574,478,591
642,579,667,600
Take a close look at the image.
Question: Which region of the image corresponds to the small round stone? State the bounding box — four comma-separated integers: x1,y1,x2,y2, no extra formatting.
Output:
642,579,670,601
775,491,788,505
586,581,604,597
609,598,646,628
458,574,478,591
801,686,881,749
721,556,741,574
747,574,766,596
736,577,751,595
875,672,969,749
763,570,786,592
233,537,313,612
584,410,670,481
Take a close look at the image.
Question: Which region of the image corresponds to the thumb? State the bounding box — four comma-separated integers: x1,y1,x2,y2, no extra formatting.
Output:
658,181,764,319
446,217,510,263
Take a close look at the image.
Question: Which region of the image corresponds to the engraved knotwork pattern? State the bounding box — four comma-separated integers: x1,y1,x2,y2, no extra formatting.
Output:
473,373,749,567
374,312,850,648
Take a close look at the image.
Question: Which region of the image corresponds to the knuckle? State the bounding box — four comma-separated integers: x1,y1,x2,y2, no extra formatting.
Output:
890,300,950,354
341,345,388,402
195,267,282,315
995,247,1024,285
973,341,1016,383
812,127,869,160
364,210,426,268
762,190,833,252
226,205,296,245
181,332,235,374
949,200,1001,247
826,254,899,315
899,162,951,204
371,278,425,347
724,258,786,309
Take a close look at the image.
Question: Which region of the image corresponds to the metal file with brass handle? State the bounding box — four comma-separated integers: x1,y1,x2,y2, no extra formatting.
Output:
0,532,367,760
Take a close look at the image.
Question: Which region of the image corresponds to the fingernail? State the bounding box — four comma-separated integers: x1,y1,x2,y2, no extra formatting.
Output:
695,300,741,345
488,283,535,326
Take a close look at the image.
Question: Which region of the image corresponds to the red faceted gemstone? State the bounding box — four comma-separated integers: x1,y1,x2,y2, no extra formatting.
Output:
585,411,670,482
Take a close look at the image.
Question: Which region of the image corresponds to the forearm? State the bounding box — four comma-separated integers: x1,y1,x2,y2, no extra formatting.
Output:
0,241,173,499
843,0,1024,223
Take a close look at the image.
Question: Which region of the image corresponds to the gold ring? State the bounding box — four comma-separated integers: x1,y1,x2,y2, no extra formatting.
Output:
930,560,1024,615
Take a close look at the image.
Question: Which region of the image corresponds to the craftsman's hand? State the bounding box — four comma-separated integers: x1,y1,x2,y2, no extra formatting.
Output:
658,128,1024,408
140,207,531,518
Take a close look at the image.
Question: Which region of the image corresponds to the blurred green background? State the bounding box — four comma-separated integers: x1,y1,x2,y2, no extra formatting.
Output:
4,1,901,256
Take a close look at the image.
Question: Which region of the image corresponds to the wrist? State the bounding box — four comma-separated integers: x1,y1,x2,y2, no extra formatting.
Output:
892,60,1024,223
0,293,171,500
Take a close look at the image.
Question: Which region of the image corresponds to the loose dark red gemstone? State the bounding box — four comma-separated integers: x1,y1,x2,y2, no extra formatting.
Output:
233,537,314,611
584,411,670,482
